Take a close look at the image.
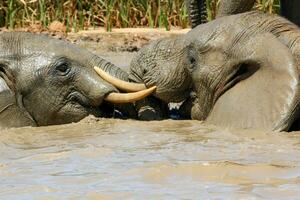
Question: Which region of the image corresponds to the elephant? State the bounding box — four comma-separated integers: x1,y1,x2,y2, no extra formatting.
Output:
187,0,300,28
281,0,300,26
0,32,156,128
120,11,300,132
185,0,208,28
186,0,256,28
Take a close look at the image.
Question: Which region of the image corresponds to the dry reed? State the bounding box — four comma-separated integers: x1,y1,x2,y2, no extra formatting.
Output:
0,0,280,32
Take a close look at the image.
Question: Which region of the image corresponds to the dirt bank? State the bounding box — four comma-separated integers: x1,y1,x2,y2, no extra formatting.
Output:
68,28,190,52
68,28,190,70
1,27,190,53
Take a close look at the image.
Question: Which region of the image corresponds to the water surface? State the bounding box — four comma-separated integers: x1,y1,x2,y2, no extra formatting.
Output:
1,117,300,199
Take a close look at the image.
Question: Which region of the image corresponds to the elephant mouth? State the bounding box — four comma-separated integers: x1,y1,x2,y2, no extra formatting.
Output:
67,91,90,107
214,62,259,104
94,102,133,119
65,67,157,119
67,91,133,119
94,67,157,104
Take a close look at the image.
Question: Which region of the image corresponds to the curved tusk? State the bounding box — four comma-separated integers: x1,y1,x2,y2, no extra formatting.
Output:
104,86,157,104
94,67,147,92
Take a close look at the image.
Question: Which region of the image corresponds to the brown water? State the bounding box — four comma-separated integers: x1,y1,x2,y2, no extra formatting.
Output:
1,117,300,199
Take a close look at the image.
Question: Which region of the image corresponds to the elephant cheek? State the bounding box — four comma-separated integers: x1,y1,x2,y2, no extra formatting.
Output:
52,107,89,125
189,89,215,121
191,103,206,120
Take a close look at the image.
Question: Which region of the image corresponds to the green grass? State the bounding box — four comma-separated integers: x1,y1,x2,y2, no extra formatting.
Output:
255,0,281,13
0,0,280,32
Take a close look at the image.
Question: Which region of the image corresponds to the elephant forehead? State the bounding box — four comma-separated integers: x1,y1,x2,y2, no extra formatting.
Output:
24,36,82,59
0,33,53,58
147,38,186,59
20,53,52,70
186,12,266,47
0,32,87,61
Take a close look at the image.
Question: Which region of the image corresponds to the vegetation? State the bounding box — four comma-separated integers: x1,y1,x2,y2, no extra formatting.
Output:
0,0,281,32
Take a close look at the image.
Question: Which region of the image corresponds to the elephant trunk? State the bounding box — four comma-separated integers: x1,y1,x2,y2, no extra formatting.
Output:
129,37,193,103
186,0,207,28
89,54,129,82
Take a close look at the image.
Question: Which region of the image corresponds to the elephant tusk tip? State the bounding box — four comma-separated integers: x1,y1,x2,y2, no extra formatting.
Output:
149,85,157,91
104,85,157,104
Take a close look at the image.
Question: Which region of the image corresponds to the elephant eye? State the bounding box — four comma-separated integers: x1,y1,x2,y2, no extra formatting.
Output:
187,46,198,72
187,55,197,72
55,62,71,76
189,57,196,65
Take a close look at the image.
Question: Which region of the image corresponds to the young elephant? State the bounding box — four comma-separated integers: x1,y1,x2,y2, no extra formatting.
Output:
0,32,155,128
127,11,300,131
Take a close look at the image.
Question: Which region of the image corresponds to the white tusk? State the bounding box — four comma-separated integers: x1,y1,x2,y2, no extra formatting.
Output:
104,86,157,104
94,66,147,92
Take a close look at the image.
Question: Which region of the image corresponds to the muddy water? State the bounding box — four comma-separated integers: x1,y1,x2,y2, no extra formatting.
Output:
1,41,300,199
1,118,300,199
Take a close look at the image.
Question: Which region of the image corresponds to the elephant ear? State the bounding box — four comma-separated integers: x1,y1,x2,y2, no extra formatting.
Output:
207,33,300,131
0,64,36,128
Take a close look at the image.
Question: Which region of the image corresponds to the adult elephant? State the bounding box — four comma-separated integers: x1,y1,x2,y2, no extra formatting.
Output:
0,32,155,128
281,0,300,26
121,11,300,131
187,0,300,27
186,0,255,28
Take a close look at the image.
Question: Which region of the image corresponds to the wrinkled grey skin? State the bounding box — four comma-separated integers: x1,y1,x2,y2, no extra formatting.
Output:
216,0,255,18
129,11,300,131
0,32,135,128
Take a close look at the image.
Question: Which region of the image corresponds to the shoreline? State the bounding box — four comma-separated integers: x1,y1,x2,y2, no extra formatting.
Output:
68,27,191,55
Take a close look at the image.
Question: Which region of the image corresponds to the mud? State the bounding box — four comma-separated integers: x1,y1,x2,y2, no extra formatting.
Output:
70,28,190,71
1,29,300,199
1,117,300,199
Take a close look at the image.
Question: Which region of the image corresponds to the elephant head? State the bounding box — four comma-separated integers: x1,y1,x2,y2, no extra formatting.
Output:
0,32,155,128
216,0,255,18
128,12,300,131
